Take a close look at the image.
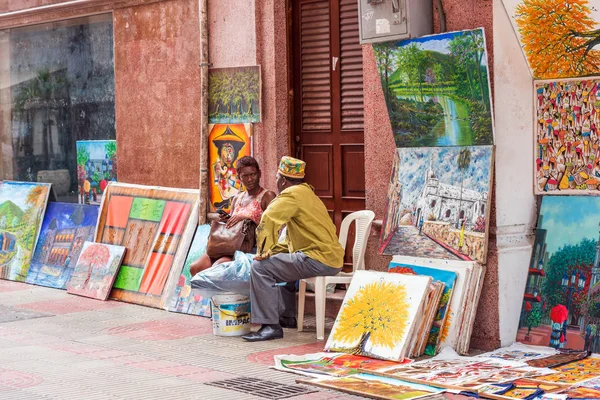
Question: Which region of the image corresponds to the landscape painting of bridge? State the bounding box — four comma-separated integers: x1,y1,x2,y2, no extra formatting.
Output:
373,28,494,147
0,181,51,282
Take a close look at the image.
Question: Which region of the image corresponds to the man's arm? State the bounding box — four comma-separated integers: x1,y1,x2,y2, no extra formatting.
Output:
256,192,298,258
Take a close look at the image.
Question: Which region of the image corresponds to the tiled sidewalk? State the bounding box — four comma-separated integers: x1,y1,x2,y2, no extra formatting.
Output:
0,280,361,400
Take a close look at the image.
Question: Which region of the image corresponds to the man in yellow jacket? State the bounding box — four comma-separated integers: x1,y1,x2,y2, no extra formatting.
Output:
242,156,344,342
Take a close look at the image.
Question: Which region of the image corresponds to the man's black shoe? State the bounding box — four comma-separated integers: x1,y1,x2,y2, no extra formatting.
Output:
242,324,284,342
279,316,297,329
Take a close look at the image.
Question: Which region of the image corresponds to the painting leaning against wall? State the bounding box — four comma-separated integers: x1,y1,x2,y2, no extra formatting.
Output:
379,146,494,264
503,0,600,80
208,66,261,124
76,140,117,205
517,196,600,352
0,182,51,282
372,28,494,147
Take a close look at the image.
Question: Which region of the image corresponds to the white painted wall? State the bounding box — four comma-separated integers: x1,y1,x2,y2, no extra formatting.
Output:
493,0,538,346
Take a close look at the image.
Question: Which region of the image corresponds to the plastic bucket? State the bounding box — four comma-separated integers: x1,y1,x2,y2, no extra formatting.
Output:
211,294,251,336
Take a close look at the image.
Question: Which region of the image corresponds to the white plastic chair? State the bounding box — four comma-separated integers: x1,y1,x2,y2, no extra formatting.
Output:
297,210,375,340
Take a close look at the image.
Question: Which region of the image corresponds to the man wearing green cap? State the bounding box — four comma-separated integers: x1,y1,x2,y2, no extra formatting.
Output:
242,156,344,342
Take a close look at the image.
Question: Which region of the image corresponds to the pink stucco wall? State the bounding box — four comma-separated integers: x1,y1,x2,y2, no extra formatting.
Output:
114,0,201,189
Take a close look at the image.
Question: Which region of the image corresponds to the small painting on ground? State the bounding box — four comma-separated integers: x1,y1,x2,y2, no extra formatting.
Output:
67,241,126,300
76,140,117,205
380,146,493,264
373,28,493,147
208,66,261,124
167,224,212,317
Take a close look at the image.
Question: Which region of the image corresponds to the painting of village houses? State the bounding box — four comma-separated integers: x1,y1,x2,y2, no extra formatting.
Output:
373,28,494,147
26,202,98,289
517,196,600,352
380,146,493,264
0,182,51,282
76,140,117,205
534,78,600,194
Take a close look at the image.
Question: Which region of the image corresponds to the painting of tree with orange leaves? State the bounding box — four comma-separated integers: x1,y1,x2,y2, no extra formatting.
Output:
504,0,600,79
325,270,431,361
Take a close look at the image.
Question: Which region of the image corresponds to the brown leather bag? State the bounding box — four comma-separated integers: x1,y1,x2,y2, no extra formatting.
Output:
205,219,257,259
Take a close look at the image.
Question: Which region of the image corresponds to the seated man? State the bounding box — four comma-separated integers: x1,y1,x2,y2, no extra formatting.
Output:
242,156,344,342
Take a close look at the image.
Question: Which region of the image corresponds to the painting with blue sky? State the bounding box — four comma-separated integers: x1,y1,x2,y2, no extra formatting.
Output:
26,202,98,289
373,28,494,147
0,181,51,282
517,196,600,350
379,146,493,264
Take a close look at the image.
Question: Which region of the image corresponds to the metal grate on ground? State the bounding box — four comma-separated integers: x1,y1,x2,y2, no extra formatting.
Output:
206,377,317,399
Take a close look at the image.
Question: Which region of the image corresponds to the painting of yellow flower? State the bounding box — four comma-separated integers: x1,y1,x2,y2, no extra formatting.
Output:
325,270,431,361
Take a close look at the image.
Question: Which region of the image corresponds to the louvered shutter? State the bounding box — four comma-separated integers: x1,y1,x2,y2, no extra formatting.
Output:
293,0,365,235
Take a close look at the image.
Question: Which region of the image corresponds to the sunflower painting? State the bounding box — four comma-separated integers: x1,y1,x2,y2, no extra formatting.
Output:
325,270,431,361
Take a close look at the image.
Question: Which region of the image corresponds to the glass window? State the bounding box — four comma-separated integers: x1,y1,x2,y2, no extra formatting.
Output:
0,14,115,202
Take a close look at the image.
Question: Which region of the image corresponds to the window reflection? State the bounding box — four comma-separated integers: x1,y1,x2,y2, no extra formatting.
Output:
0,14,115,202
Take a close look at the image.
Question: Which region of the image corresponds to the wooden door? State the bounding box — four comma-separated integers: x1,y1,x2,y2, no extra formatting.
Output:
292,0,366,231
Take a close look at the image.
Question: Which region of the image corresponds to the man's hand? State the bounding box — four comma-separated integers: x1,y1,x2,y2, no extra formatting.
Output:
254,254,268,261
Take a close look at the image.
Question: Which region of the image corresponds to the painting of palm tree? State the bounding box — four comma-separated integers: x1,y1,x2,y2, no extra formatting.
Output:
208,66,261,123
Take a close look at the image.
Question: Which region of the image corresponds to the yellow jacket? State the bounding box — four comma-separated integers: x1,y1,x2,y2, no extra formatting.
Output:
256,183,344,268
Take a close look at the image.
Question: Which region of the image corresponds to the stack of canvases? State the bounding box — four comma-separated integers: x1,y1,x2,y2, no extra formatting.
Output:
374,27,495,355
500,0,600,353
324,270,439,360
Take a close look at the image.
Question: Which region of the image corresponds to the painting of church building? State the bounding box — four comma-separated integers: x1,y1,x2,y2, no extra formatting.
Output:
26,202,98,289
379,146,493,264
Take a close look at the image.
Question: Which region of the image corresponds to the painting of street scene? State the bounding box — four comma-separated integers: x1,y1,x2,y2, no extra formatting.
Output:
534,77,600,195
373,28,493,147
0,182,51,282
379,146,493,264
503,0,600,79
517,196,600,351
26,202,98,289
76,140,117,205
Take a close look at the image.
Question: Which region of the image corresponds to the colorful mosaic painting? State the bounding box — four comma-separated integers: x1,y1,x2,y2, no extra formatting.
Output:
533,358,600,384
26,202,98,289
0,181,51,282
166,224,212,317
95,183,199,308
67,242,126,300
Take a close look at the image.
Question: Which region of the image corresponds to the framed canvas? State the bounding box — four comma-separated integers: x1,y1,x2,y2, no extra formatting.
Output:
502,0,600,80
325,270,431,361
208,124,252,213
372,28,494,147
517,196,600,351
208,65,261,124
67,241,126,300
379,146,494,264
95,183,199,308
76,140,117,205
389,261,457,356
165,224,212,317
26,202,98,289
0,181,51,282
533,77,600,195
